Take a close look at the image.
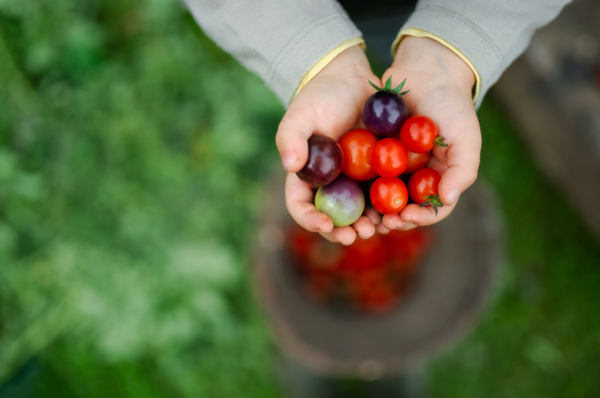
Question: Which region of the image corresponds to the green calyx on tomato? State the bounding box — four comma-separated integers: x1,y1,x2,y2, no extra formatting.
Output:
419,193,443,215
434,136,448,147
368,76,410,96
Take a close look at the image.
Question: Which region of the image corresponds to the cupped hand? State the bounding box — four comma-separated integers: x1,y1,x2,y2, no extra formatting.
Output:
276,45,381,245
380,36,481,231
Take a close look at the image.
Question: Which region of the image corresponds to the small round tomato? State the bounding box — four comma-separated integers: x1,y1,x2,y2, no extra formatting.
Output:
383,228,432,267
304,271,335,302
399,115,442,154
404,150,431,174
338,129,378,181
362,78,409,137
356,284,397,314
370,177,408,215
306,237,344,271
285,224,317,268
407,168,443,214
371,138,408,177
339,233,388,274
349,268,390,295
296,134,343,187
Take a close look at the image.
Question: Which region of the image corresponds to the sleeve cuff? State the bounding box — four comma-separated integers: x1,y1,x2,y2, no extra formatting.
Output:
392,28,481,105
291,37,366,99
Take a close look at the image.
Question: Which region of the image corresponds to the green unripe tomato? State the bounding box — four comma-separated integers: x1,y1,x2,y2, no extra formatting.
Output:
315,176,365,227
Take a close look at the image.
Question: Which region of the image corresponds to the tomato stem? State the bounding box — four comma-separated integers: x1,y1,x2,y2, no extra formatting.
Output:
434,136,448,147
419,194,443,215
368,77,410,96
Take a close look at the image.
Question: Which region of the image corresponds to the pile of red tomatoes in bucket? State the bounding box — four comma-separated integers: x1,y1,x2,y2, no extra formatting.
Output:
286,225,432,314
287,77,444,314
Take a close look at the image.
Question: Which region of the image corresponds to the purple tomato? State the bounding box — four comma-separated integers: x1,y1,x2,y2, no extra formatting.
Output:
361,77,409,137
297,134,343,187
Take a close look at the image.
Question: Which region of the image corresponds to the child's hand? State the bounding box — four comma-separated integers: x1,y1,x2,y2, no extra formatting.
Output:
380,36,481,231
276,45,381,245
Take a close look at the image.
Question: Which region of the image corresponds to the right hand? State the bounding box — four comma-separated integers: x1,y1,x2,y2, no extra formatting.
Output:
276,45,382,245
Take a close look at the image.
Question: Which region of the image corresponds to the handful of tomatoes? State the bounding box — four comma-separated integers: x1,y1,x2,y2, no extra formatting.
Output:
289,78,445,313
297,77,447,225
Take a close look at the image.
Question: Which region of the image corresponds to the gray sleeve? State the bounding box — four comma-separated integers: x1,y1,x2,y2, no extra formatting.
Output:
183,0,362,106
400,0,572,107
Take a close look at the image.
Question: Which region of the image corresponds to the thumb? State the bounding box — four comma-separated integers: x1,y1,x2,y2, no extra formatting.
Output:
275,104,315,173
436,134,481,206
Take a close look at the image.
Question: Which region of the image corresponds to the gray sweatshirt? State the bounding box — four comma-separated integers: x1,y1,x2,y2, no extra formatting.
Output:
184,0,572,107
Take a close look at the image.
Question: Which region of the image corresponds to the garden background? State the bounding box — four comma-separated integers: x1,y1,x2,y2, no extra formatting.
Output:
1,1,599,397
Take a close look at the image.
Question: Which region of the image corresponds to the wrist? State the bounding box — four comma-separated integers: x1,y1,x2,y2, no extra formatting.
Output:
293,40,368,98
316,44,371,78
393,36,475,98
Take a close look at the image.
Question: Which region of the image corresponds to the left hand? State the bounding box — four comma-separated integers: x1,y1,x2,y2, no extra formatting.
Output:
379,36,481,231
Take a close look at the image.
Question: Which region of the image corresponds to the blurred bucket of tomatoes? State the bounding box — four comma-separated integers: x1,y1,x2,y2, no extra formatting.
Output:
253,172,503,379
286,225,433,315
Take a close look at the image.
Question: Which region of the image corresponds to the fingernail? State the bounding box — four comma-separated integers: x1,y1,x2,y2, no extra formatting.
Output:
282,151,298,171
446,189,460,205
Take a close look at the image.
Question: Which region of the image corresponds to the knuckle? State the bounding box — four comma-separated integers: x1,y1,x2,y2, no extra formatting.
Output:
470,170,479,185
464,168,478,186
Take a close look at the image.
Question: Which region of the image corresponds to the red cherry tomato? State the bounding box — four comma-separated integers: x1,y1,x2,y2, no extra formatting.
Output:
306,237,344,271
407,168,443,214
399,115,439,153
404,150,431,174
285,225,317,269
370,177,408,215
356,283,397,314
303,271,335,302
383,228,432,268
371,138,408,177
349,268,390,295
339,233,388,274
338,129,378,181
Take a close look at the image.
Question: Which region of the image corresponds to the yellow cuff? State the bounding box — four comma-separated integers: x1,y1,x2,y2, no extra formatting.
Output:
292,37,366,99
392,28,481,105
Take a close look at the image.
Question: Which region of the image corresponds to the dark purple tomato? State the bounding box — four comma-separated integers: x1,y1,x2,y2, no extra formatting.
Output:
315,176,365,227
297,134,343,187
362,91,408,137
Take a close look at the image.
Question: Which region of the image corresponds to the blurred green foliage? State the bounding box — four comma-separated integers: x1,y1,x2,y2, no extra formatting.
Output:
1,0,600,397
429,102,600,397
0,0,282,396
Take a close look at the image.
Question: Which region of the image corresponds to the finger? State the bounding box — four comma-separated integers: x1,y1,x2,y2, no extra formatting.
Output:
428,99,481,206
285,173,333,233
382,214,405,230
402,221,418,231
382,214,418,231
276,104,316,173
352,215,376,239
400,202,457,226
376,222,390,235
320,226,357,246
365,208,381,225
436,133,481,206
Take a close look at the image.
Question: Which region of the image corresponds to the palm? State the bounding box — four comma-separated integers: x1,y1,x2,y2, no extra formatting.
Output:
277,46,381,245
380,59,481,228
